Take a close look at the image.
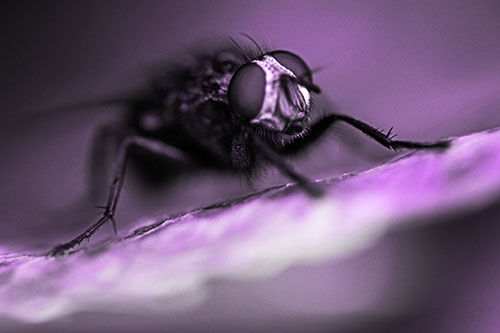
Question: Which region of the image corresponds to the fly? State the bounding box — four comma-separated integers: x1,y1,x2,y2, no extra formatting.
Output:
48,37,449,256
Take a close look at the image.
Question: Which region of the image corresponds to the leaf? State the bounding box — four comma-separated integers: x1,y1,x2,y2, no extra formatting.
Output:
1,127,500,326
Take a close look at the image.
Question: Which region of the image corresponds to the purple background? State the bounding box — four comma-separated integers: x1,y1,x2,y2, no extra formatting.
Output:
1,1,500,331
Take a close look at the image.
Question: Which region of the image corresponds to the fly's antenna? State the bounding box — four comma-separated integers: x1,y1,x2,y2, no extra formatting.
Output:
309,65,327,75
229,37,251,62
296,65,327,82
240,33,264,55
295,65,326,94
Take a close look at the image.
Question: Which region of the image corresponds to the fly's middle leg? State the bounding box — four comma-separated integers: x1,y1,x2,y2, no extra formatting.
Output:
255,137,324,197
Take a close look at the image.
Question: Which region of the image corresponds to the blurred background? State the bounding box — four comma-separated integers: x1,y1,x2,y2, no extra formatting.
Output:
1,0,500,331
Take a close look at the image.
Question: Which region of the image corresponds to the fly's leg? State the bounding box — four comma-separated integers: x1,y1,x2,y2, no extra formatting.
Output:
282,113,450,155
329,114,450,150
48,135,193,256
87,124,127,203
272,113,450,197
255,137,323,197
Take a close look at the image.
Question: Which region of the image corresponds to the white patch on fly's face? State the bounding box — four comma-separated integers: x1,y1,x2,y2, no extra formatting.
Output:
250,55,310,131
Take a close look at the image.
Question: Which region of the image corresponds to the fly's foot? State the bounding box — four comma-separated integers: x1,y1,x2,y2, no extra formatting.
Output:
47,207,116,257
47,235,88,257
430,139,451,150
47,244,74,257
389,139,451,151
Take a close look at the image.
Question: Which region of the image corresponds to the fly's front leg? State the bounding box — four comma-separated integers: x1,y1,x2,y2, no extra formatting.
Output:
321,114,450,151
282,113,450,155
48,135,193,256
272,113,450,197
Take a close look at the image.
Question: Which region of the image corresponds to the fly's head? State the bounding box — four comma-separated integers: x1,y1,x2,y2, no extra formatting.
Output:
228,50,321,138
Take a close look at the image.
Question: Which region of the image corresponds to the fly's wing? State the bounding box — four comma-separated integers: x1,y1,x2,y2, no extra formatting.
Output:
0,86,160,134
31,88,154,118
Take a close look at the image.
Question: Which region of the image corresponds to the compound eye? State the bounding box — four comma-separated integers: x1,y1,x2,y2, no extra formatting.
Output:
228,63,266,119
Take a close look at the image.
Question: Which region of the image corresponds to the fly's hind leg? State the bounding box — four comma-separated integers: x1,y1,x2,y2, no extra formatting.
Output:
48,134,193,256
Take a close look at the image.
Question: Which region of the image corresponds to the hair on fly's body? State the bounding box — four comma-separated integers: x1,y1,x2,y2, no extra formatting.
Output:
47,37,450,256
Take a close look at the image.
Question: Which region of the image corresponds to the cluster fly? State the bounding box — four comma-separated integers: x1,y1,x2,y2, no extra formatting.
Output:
48,36,449,256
